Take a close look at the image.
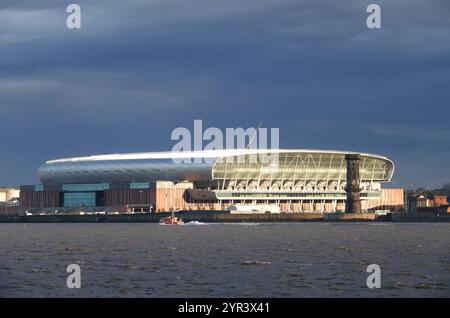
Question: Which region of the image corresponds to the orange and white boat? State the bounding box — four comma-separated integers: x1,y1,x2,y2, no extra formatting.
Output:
159,211,184,225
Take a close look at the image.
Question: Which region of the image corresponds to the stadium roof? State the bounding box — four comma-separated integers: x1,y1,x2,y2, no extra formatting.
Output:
46,149,391,164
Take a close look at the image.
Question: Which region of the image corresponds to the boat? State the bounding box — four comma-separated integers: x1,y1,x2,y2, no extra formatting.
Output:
159,211,184,225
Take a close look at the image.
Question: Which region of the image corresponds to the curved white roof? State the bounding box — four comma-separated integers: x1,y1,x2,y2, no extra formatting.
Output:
47,149,391,164
39,149,394,185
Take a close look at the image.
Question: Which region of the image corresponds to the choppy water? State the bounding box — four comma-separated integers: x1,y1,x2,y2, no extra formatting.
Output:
0,223,449,297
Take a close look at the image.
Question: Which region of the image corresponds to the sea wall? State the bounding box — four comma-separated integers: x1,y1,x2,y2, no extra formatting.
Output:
2,211,450,223
0,211,325,223
324,213,377,221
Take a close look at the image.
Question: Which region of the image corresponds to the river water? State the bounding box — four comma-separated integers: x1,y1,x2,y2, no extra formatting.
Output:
0,223,449,297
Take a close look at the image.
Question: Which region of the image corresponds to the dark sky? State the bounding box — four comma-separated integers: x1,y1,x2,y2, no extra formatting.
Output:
0,0,449,188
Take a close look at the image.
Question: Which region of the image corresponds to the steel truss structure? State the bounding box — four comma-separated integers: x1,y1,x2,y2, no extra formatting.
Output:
212,152,393,206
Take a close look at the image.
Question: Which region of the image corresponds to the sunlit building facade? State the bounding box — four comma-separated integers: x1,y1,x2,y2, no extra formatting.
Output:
20,149,402,212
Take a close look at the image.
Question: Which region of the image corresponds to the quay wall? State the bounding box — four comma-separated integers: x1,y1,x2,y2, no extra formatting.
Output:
1,211,449,223
0,211,325,223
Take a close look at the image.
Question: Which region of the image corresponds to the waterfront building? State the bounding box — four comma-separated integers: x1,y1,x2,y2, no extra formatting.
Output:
20,149,403,213
0,188,20,203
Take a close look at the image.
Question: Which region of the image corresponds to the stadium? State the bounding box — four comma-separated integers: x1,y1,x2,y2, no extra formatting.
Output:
20,149,403,213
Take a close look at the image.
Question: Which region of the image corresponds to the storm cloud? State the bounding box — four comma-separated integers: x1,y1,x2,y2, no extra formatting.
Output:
0,0,449,187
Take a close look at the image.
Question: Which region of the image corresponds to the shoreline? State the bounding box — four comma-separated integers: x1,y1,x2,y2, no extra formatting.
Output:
0,211,449,223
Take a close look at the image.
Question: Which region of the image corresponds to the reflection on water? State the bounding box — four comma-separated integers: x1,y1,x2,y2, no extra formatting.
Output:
0,223,449,297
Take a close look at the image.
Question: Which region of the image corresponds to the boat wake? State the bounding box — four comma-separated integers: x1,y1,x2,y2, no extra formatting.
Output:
184,221,208,225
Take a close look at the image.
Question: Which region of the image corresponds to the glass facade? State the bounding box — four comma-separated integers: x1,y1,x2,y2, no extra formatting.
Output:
130,182,150,189
212,152,393,182
62,183,109,192
64,192,96,207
